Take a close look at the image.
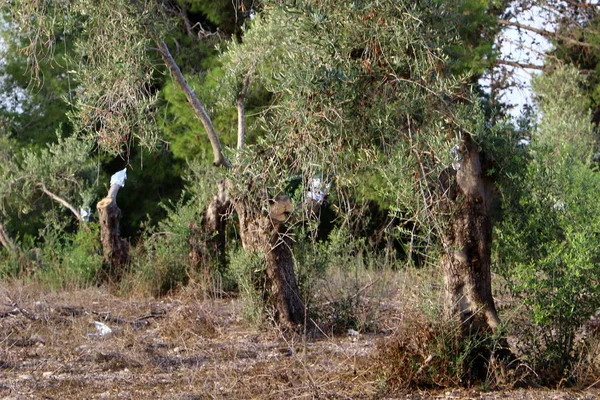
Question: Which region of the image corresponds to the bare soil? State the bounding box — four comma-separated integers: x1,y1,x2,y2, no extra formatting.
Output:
0,282,599,400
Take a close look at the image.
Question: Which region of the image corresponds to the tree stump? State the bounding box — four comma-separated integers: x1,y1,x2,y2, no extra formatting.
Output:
97,185,129,279
188,180,230,285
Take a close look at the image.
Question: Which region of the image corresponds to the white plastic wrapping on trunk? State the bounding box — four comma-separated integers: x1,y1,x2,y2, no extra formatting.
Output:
110,168,127,187
451,144,462,171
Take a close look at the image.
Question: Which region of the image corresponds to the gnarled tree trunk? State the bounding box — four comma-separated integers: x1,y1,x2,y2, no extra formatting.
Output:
188,179,230,282
440,134,500,332
97,184,129,278
235,194,305,326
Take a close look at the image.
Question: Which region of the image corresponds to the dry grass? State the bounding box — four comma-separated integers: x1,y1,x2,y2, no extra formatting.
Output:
0,280,383,399
0,274,599,399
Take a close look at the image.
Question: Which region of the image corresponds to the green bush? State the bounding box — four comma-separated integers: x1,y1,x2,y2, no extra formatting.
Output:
494,67,600,381
124,198,199,297
228,248,267,325
28,222,102,290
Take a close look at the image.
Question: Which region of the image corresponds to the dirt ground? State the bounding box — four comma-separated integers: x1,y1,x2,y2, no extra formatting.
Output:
0,282,599,400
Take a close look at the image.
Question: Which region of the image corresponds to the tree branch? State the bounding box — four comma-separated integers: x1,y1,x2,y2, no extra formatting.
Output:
237,66,255,151
155,39,231,168
236,99,246,152
39,185,83,223
494,59,546,71
498,19,600,49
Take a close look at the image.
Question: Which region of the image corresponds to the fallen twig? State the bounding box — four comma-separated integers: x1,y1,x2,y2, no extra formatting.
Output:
6,298,38,321
0,310,19,318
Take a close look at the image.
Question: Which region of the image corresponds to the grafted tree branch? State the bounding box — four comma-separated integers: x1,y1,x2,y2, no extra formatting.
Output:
237,66,255,150
155,39,231,168
39,185,83,223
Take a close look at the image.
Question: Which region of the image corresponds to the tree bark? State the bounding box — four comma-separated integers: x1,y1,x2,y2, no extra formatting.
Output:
234,194,305,326
188,180,230,280
440,134,500,332
96,184,129,278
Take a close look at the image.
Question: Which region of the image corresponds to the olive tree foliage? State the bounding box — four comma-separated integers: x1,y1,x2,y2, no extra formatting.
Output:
495,66,600,375
0,133,97,225
8,0,171,154
221,0,464,212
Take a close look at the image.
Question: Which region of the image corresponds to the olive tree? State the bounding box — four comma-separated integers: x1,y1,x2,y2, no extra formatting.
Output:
8,0,305,325
220,0,505,331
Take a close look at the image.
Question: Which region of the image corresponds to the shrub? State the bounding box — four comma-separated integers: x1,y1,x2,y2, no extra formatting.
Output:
123,198,199,297
370,316,514,390
24,222,103,290
494,67,600,382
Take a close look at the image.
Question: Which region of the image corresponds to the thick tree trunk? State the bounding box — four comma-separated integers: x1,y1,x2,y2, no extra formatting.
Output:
440,134,500,332
235,194,305,326
188,180,230,281
97,184,129,278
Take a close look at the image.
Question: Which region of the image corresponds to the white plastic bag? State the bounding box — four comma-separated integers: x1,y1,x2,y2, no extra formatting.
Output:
93,321,113,336
110,168,127,187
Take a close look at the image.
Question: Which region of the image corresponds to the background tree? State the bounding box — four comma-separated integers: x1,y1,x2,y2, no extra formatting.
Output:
495,65,600,381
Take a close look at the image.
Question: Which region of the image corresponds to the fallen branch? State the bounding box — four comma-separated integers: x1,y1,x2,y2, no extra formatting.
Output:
0,309,19,318
6,298,38,321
